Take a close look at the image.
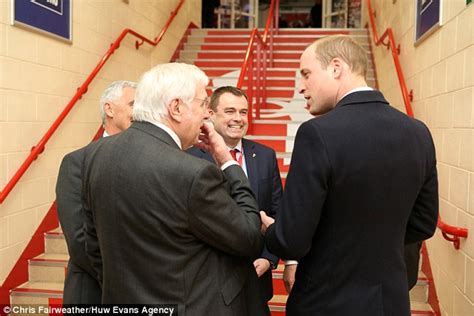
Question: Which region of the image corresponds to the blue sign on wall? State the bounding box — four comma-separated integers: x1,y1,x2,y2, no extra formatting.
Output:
415,0,441,44
12,0,72,42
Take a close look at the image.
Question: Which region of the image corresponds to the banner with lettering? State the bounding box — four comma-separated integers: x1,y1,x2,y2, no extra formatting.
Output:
415,0,441,45
12,0,72,42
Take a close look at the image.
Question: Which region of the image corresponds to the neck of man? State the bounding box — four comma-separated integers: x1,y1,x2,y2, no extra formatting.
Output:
334,75,369,105
104,124,122,136
226,138,241,149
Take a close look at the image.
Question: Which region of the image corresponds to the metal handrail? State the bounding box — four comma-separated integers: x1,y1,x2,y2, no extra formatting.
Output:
237,0,278,134
437,217,468,250
0,0,185,204
367,0,413,117
366,0,468,249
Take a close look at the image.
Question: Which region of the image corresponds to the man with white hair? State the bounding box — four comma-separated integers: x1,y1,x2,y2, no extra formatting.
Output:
83,63,265,314
56,80,136,305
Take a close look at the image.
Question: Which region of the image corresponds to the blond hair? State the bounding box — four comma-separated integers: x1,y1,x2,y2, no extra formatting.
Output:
310,35,368,77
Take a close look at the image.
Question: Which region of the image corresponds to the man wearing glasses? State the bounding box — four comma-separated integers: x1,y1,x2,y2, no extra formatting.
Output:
82,64,266,314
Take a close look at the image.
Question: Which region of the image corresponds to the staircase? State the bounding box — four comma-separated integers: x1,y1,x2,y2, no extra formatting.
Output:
176,27,434,315
9,28,433,315
9,228,65,308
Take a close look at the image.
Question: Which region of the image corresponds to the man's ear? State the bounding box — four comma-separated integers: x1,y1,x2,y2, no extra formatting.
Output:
331,58,343,79
168,98,182,122
104,102,114,118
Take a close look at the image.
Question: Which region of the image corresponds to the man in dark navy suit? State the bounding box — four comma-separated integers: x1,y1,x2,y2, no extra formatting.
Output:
56,80,136,305
188,86,283,313
261,35,438,316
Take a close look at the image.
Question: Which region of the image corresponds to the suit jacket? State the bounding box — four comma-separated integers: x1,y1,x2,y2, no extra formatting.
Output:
265,91,439,316
188,139,283,303
405,241,422,290
82,122,265,315
56,146,102,304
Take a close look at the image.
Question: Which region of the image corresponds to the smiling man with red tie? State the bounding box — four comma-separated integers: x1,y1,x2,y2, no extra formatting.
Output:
188,86,283,314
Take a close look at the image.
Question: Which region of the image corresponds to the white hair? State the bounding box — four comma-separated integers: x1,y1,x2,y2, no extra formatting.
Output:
99,80,137,125
132,63,209,123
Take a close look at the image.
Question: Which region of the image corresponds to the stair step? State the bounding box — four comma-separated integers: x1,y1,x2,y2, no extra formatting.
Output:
11,281,63,305
29,253,68,283
268,298,434,316
268,294,288,313
203,69,297,77
45,231,68,255
195,28,364,36
207,87,295,99
410,273,429,303
187,43,312,51
410,302,435,315
194,60,300,68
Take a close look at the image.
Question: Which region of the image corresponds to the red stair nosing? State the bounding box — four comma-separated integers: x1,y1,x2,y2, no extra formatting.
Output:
277,159,290,173
11,288,63,295
272,279,287,296
252,140,286,152
195,61,299,68
202,70,298,78
206,88,294,99
205,30,350,36
252,123,287,136
196,52,301,60
30,258,67,263
203,37,320,44
199,44,308,51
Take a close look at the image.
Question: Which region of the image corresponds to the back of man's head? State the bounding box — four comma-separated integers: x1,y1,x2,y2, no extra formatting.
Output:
133,63,209,123
310,35,368,78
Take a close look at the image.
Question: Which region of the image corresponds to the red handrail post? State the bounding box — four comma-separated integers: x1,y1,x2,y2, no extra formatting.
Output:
247,58,254,135
237,0,278,135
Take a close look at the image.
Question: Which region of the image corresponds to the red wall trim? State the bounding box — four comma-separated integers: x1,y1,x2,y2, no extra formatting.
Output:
0,202,59,315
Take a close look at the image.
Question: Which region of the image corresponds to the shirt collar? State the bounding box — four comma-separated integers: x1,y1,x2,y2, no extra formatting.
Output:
227,139,243,153
102,130,110,138
340,86,373,101
148,121,182,150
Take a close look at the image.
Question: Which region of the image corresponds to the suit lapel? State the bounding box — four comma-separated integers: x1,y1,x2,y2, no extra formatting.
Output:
243,139,258,197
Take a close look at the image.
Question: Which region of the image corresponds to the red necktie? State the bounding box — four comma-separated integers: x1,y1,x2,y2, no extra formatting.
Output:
230,148,242,165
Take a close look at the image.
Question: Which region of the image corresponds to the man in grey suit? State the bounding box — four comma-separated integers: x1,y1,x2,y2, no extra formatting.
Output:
56,80,136,304
83,63,264,314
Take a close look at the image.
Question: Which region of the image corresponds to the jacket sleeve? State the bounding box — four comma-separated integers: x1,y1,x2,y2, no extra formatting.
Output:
82,146,103,286
188,163,263,259
56,150,97,279
405,127,438,244
265,121,330,260
260,150,283,266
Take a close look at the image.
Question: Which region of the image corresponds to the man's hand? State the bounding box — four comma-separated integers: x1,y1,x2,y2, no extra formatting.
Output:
253,258,271,277
283,264,297,294
195,121,232,167
260,211,275,234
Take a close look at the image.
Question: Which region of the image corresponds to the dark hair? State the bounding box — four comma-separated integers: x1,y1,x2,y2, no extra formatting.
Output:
209,86,248,111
